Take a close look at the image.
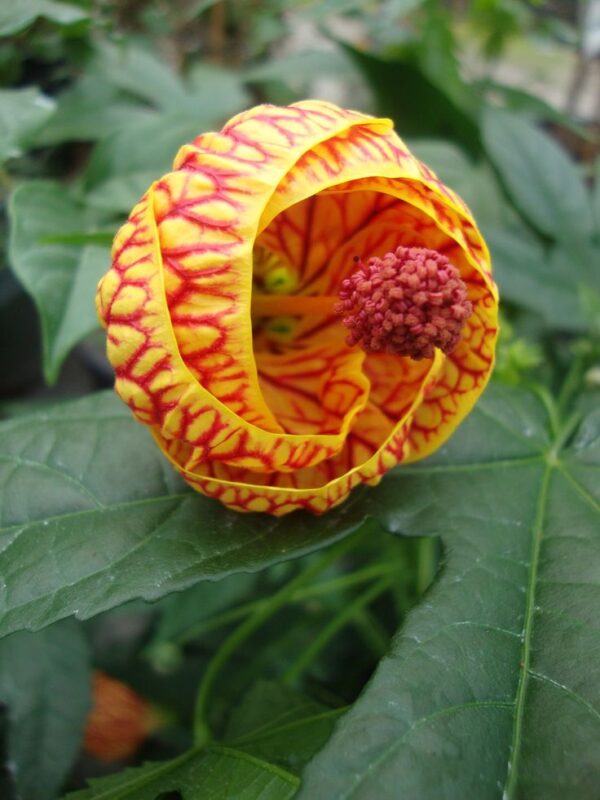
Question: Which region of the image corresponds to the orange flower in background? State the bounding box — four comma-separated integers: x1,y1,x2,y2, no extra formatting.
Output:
84,672,163,762
97,100,498,516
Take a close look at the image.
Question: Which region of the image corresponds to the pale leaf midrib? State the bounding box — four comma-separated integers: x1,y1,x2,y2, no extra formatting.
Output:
502,462,552,799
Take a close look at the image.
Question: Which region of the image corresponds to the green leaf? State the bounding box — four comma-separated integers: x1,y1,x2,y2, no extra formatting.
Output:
299,386,600,798
93,41,189,112
0,88,55,164
244,50,356,88
225,681,344,772
0,0,88,35
0,620,91,800
83,114,212,213
0,392,363,639
8,181,109,383
341,42,480,152
185,63,251,119
482,108,594,245
477,79,589,138
65,746,299,799
0,704,14,800
409,140,515,229
485,226,591,332
36,74,155,146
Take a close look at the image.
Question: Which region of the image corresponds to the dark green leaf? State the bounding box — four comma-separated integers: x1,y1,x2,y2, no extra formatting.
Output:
8,181,109,383
477,80,589,138
482,108,594,245
0,620,91,800
225,681,344,772
36,74,155,146
0,703,15,800
0,88,55,164
0,0,88,35
65,746,299,799
299,386,600,799
0,392,363,639
341,43,480,152
485,226,591,332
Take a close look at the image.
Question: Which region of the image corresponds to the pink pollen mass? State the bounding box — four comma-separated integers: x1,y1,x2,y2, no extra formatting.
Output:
336,246,472,360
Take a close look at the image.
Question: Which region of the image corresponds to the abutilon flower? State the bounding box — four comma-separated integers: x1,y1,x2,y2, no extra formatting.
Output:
83,672,163,763
97,100,498,516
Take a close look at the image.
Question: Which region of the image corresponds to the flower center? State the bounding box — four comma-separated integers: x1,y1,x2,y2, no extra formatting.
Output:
335,246,472,360
251,246,471,359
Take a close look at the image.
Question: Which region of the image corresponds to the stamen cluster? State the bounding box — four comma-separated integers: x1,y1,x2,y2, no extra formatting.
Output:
336,246,472,360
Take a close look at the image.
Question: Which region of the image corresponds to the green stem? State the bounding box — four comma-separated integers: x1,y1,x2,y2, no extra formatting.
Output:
416,537,437,597
192,532,363,745
557,348,589,421
547,411,583,463
153,560,405,652
350,607,391,658
282,576,393,685
528,383,560,438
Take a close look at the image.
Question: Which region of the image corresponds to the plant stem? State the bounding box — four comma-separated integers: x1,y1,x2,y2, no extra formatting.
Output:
192,532,364,745
282,576,393,685
350,607,391,658
557,348,589,421
166,559,404,649
416,537,437,597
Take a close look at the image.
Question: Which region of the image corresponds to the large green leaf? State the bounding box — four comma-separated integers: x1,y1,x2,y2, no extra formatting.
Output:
65,746,299,800
341,43,480,152
36,74,155,146
300,386,600,798
482,108,594,245
0,0,88,35
0,392,363,639
0,88,55,164
408,140,510,229
0,620,91,800
8,181,109,383
485,226,592,333
92,41,189,112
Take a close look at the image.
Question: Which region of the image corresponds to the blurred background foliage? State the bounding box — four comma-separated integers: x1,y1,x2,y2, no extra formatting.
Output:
1,1,599,796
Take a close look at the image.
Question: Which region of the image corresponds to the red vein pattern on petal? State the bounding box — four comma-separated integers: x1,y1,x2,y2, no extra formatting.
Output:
157,353,444,516
97,100,498,514
98,102,395,476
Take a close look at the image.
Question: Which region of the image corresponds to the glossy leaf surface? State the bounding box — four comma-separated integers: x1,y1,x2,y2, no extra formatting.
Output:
300,386,600,799
0,392,362,639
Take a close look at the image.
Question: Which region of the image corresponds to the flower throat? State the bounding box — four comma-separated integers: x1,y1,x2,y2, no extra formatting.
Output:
252,245,472,361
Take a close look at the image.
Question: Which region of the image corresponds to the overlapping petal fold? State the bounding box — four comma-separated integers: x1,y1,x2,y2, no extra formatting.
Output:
97,100,499,515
